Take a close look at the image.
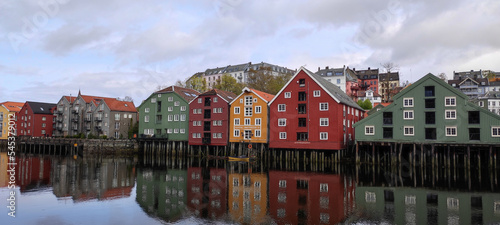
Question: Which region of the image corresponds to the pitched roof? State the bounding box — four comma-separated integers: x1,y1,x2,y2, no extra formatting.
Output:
79,95,115,105
393,73,469,101
102,98,137,112
250,88,274,102
155,86,200,102
63,96,77,103
199,89,237,103
379,72,400,81
26,101,56,115
0,101,24,112
357,90,381,97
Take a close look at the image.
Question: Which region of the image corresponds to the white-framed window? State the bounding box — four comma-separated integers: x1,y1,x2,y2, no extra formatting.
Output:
181,114,186,121
196,133,201,138
445,97,456,106
145,108,150,113
313,90,320,97
144,115,149,123
446,126,457,136
255,106,262,114
168,96,173,102
234,129,240,137
213,97,218,103
284,92,291,98
197,98,202,103
403,98,414,107
319,183,328,192
404,126,414,136
213,108,217,113
167,129,172,133
278,118,286,126
218,120,222,126
174,129,179,133
365,126,375,135
245,107,252,116
192,121,196,126
245,96,253,106
255,130,261,137
255,118,261,125
320,103,328,111
213,133,217,138
213,120,218,126
320,118,329,126
234,107,240,114
320,132,328,140
492,127,500,137
279,132,286,139
151,98,156,103
365,191,376,203
403,110,414,120
279,180,286,188
197,109,202,114
192,133,197,138
244,118,251,125
447,198,459,210
180,129,185,134
445,110,456,119
174,101,180,106
217,108,222,113
193,109,197,114
218,133,222,138
168,106,173,111
174,114,179,121
168,115,173,121
234,118,240,125
278,104,286,112
180,106,186,111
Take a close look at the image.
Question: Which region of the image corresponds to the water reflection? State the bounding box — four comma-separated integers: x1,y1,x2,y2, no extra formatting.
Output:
2,151,500,224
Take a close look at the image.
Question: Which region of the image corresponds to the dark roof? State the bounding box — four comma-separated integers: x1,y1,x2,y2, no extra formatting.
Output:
453,70,483,80
199,89,237,103
379,72,400,81
315,67,344,77
367,104,386,116
480,91,500,99
156,86,200,102
304,68,364,111
355,68,379,80
26,101,56,114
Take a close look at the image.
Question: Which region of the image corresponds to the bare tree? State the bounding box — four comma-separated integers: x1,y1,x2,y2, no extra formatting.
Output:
379,62,400,102
437,73,447,82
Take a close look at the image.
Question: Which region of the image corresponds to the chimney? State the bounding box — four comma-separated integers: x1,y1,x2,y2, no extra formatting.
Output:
368,67,371,70
353,68,356,71
326,66,329,70
318,67,320,72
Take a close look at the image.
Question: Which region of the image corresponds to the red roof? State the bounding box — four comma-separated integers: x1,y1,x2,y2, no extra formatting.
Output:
0,101,24,112
199,89,237,103
63,96,77,103
79,95,115,106
250,88,275,102
373,102,391,107
103,98,137,112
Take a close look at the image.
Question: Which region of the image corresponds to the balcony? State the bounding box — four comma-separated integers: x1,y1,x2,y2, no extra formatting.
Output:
72,117,78,122
56,109,63,115
84,117,92,122
72,107,79,114
56,117,63,122
95,125,102,130
72,126,78,131
95,117,103,121
56,125,63,130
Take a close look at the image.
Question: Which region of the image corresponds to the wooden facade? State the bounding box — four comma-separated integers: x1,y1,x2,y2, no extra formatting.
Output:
268,67,364,150
17,101,56,137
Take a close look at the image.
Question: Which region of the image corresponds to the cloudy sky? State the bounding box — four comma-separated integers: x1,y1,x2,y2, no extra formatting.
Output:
1,0,499,105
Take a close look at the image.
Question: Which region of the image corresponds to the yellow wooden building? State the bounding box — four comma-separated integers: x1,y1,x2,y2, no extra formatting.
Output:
228,172,268,224
229,88,274,144
0,101,24,139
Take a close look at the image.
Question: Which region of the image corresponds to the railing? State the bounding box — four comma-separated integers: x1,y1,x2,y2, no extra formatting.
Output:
95,117,103,121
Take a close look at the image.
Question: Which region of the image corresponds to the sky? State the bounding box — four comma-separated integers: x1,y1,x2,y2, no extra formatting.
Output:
1,0,499,105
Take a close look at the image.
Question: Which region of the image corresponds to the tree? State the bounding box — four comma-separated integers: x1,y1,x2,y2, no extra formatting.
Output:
437,73,447,82
357,99,373,110
186,76,207,93
214,74,244,95
246,66,292,95
175,80,186,87
128,119,138,139
380,62,400,103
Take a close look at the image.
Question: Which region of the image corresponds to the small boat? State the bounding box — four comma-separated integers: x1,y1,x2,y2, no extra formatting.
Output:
228,156,251,162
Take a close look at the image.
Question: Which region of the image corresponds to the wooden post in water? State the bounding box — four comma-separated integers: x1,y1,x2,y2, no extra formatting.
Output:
355,143,359,164
467,146,471,169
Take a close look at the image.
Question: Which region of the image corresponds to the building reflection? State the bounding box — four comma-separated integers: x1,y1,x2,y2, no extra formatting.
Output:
269,170,355,224
11,155,52,192
227,163,268,224
51,157,135,202
186,166,227,220
135,168,187,222
0,152,8,187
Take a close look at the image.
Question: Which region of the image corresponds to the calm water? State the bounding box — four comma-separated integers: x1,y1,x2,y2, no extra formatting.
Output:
1,150,500,225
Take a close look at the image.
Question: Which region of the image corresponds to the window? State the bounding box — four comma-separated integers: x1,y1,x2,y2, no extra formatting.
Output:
320,118,329,126
425,86,435,97
468,111,480,124
255,106,261,114
255,118,261,125
445,97,456,106
313,90,320,97
492,127,500,137
234,107,240,114
168,115,173,121
297,132,308,141
425,98,435,109
383,112,393,125
298,92,306,101
284,92,291,98
168,106,173,111
425,128,436,140
180,129,185,134
298,118,306,127
244,130,252,139
297,104,307,114
320,183,328,192
198,98,202,103
403,110,414,120
213,120,218,126
181,114,186,121
469,128,480,140
279,180,287,188
213,97,218,103
218,120,222,126
365,126,375,135
174,101,180,106
425,112,435,124
404,126,414,136
234,130,240,137
156,115,162,123
115,114,120,121
213,108,217,113
278,104,286,112
167,129,172,133
337,79,341,84
279,132,286,139
320,103,328,111
144,115,149,122
403,98,414,107
180,106,186,111
204,97,211,106
320,132,328,140
234,118,240,125
174,114,179,121
445,110,456,119
244,107,252,116
244,118,251,125
446,127,457,136
151,98,156,103
213,133,217,138
255,130,261,137
278,118,286,126
245,96,253,106
174,129,179,133
383,127,393,139
299,79,306,87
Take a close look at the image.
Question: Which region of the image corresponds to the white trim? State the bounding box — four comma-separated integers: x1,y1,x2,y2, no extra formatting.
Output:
365,126,375,135
279,132,286,139
445,97,456,106
320,118,329,126
445,110,456,119
403,126,414,136
229,87,272,105
403,110,414,120
403,98,414,107
446,126,457,136
492,126,500,137
320,132,328,140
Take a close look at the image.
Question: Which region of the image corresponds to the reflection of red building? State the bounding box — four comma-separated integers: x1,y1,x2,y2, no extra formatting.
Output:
15,156,52,192
269,171,355,224
187,167,227,218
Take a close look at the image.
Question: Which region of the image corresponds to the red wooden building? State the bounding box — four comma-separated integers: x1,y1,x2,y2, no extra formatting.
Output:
268,170,355,225
17,101,56,137
186,167,227,218
269,67,364,150
189,89,237,146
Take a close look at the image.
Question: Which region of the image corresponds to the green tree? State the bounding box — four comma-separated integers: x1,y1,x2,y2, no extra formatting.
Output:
214,74,244,95
186,76,207,93
357,99,373,110
128,119,138,139
247,66,292,95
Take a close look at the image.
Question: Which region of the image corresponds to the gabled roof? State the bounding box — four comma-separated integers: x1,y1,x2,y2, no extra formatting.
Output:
26,101,56,115
102,98,137,112
230,87,275,105
357,90,381,97
316,67,344,77
63,96,77,103
197,89,237,103
379,72,400,81
0,101,24,112
458,77,479,86
269,67,364,111
393,73,469,102
155,86,200,102
79,95,115,106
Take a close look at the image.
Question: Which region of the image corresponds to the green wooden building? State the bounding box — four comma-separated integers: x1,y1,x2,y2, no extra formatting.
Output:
354,74,500,144
138,86,199,140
